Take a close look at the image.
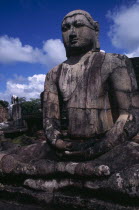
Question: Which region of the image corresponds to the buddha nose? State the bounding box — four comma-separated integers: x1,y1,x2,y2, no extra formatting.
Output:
69,26,76,37
70,25,75,34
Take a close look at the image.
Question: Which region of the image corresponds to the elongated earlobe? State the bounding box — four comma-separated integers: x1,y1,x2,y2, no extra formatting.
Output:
94,21,100,51
95,31,100,51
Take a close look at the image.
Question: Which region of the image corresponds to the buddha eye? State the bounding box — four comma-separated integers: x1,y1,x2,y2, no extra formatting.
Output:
62,24,70,32
74,22,84,28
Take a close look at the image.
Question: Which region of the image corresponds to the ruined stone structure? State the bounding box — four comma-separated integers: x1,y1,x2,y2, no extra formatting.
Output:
0,96,27,138
0,105,8,123
0,10,139,210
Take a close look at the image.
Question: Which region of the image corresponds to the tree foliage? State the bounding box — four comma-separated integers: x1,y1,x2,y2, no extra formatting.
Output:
18,97,26,103
19,98,41,115
0,100,9,108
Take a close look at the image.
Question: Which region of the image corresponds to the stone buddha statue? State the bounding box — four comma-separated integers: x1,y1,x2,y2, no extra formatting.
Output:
0,10,139,210
43,9,139,160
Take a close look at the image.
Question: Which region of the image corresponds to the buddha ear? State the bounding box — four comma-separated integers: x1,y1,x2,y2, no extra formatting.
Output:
94,21,99,32
93,21,100,51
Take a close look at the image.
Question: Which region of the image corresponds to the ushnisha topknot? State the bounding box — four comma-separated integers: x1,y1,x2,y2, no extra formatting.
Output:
62,9,99,32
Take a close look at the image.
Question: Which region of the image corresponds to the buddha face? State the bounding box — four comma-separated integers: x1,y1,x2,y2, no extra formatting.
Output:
62,14,97,57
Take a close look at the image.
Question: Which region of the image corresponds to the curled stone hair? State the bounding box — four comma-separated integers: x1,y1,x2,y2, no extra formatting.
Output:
62,9,100,51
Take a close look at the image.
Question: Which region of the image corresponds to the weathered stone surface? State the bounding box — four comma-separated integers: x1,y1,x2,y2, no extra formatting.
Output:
130,57,139,87
0,141,139,209
43,10,139,160
0,105,8,123
0,201,44,210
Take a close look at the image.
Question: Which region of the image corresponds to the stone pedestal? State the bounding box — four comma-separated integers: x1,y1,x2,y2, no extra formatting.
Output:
0,140,139,209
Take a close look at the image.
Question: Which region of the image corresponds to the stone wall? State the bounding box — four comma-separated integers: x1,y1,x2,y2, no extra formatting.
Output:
0,105,8,123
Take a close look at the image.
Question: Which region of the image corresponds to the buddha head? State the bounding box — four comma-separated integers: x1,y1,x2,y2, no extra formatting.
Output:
62,9,100,58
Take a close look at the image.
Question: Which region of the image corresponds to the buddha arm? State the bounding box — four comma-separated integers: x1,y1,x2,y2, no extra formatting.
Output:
106,55,139,142
43,66,71,151
90,55,139,155
43,67,61,147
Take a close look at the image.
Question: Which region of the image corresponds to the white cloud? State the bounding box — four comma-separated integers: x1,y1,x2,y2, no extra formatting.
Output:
107,0,139,57
100,50,105,53
43,39,66,67
126,47,139,58
0,36,66,68
0,74,46,101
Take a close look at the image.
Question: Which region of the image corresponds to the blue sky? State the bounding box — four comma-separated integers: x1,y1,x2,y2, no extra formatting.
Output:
0,0,139,101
